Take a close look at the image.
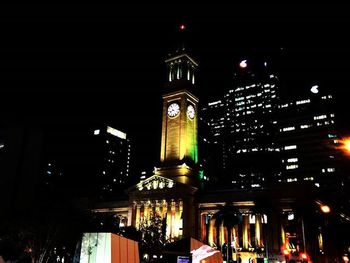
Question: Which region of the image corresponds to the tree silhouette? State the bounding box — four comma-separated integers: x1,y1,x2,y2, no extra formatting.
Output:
138,212,168,262
212,204,240,262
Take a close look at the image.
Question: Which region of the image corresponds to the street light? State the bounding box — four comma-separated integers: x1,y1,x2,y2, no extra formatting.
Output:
320,205,331,214
338,138,350,155
316,200,331,214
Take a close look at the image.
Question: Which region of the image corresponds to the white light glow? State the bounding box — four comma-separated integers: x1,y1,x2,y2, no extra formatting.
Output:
296,99,310,105
106,126,126,139
208,100,221,106
288,213,294,220
284,145,297,150
311,85,319,94
239,60,247,68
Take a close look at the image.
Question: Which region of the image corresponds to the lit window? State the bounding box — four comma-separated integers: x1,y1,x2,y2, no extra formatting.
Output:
300,124,311,129
284,145,297,150
283,127,295,132
327,168,335,172
303,177,314,181
314,115,327,120
94,129,100,135
208,100,222,106
287,178,298,182
287,158,298,163
107,126,127,139
286,164,298,170
296,99,310,105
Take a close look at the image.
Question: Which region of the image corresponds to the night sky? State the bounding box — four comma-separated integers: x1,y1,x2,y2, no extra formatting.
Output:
1,4,350,174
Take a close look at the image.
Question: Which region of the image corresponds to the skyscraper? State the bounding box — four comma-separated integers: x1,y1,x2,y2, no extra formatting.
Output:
91,36,350,263
200,99,227,183
91,126,131,199
202,59,280,188
277,89,341,187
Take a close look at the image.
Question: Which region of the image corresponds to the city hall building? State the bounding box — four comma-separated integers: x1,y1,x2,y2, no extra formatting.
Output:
91,46,346,263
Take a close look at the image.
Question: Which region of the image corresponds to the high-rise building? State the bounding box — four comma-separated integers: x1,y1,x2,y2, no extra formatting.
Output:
202,60,344,191
201,59,280,188
91,126,131,199
200,99,227,183
277,89,341,187
92,41,350,263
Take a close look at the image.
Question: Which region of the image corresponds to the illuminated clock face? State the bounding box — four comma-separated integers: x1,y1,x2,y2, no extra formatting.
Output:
187,104,195,119
167,102,180,117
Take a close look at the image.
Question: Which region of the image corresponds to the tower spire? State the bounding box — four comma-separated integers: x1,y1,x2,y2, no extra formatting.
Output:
164,24,198,94
157,25,199,185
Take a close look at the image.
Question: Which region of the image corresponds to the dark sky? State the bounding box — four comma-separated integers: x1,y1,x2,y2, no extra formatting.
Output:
1,4,350,173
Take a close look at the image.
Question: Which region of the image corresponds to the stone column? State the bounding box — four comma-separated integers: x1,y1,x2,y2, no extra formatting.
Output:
162,200,167,218
178,200,183,237
171,200,176,239
155,200,161,216
144,202,150,226
200,213,207,242
219,221,225,247
135,203,141,230
242,215,250,250
166,200,171,239
255,214,262,248
208,217,215,246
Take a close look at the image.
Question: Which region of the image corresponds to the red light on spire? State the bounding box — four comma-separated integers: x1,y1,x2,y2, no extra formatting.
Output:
180,24,186,31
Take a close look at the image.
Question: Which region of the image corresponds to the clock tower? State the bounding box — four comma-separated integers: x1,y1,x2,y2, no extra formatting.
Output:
124,30,199,240
156,47,199,185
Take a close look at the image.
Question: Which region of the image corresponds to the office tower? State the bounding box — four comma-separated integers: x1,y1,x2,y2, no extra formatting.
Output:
200,99,227,183
201,59,280,188
92,126,131,199
277,89,341,187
